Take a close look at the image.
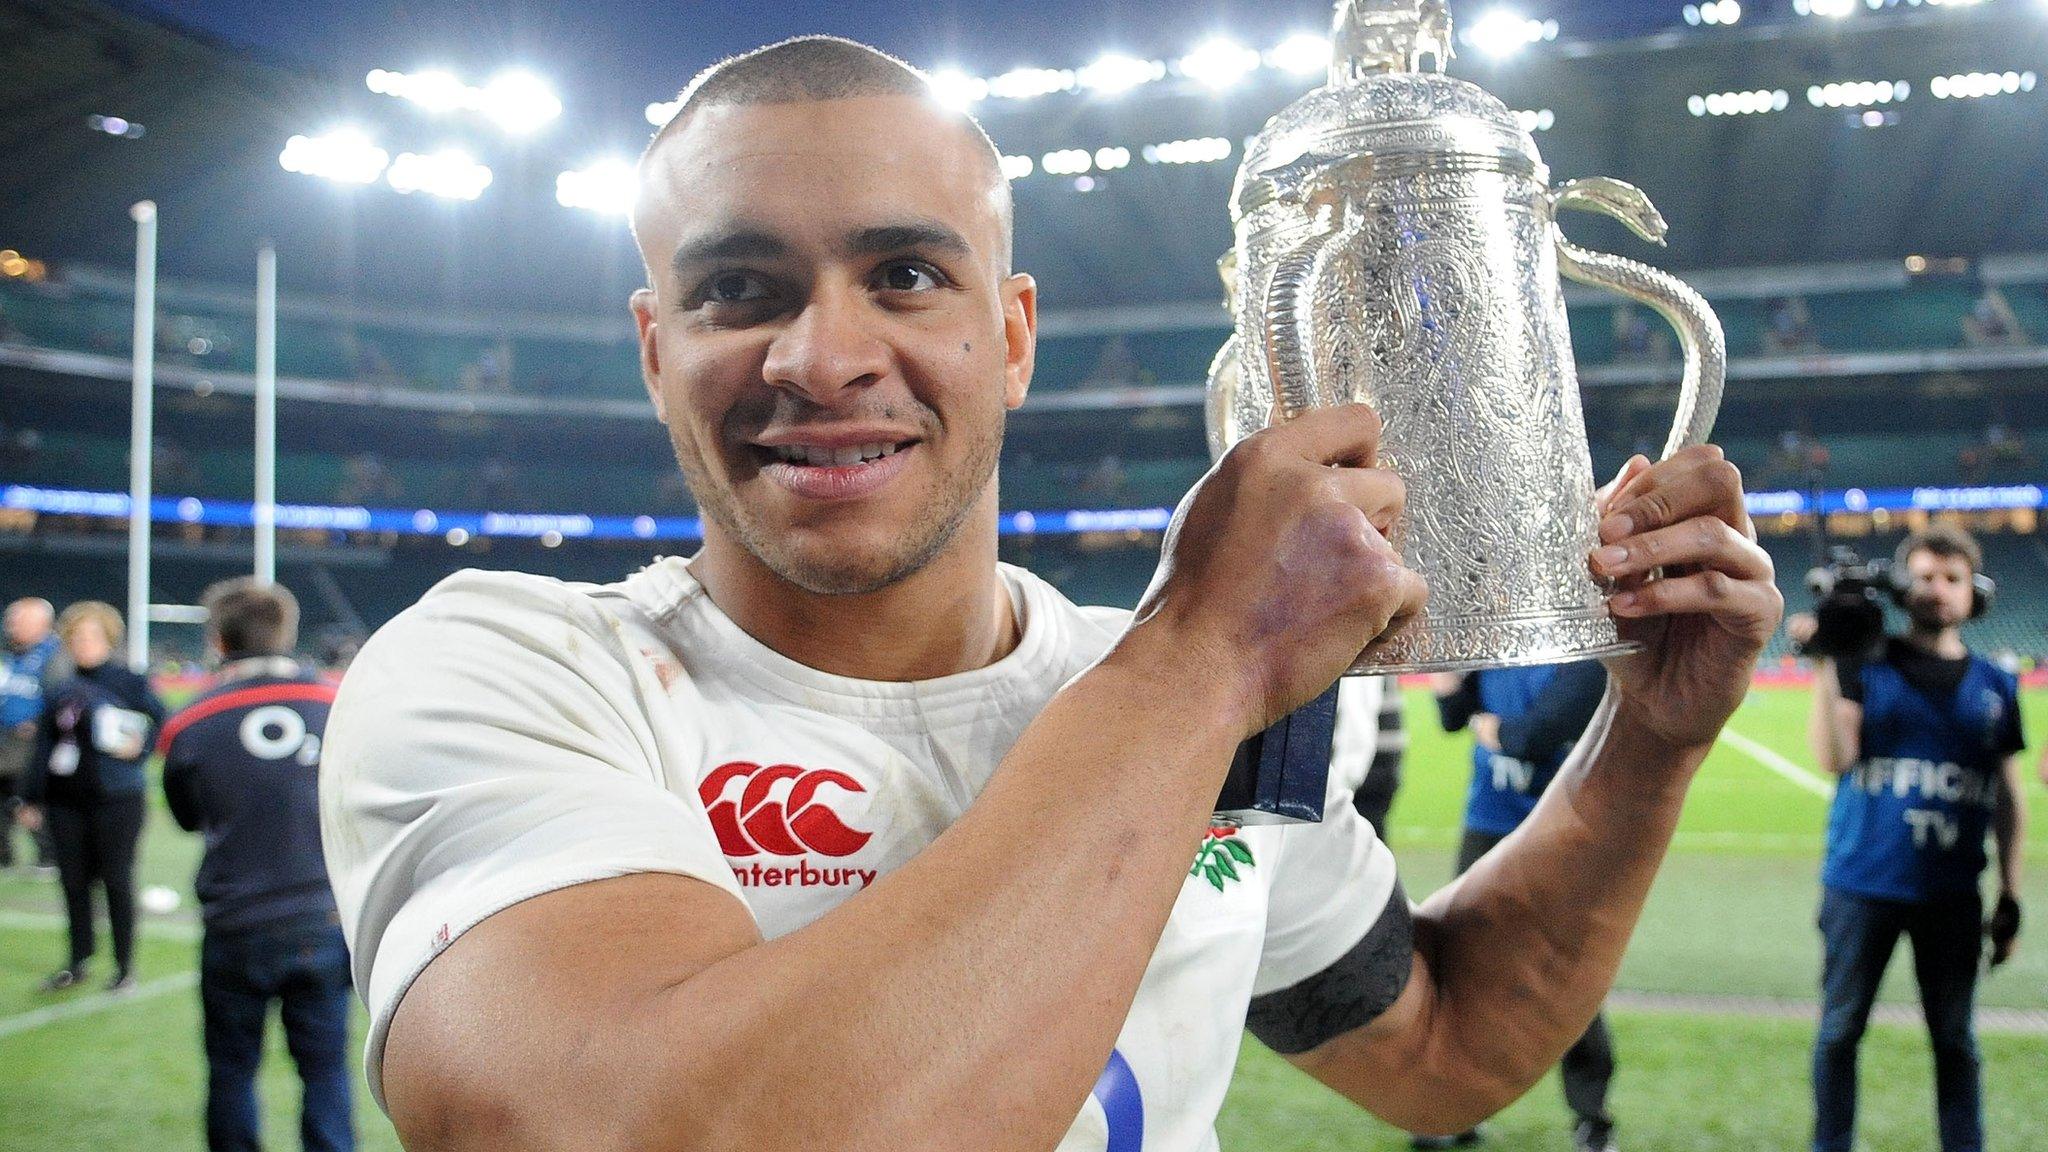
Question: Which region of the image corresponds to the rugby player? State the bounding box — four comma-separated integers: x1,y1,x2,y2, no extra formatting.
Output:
321,37,1782,1152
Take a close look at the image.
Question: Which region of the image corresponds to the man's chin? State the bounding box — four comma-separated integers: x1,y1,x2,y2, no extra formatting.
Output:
746,520,955,596
1906,607,1962,633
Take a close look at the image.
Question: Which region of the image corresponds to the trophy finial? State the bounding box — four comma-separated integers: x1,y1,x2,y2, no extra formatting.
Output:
1329,0,1453,85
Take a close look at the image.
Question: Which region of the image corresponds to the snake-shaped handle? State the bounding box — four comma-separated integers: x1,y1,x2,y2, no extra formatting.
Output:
1257,221,1345,421
1551,177,1725,459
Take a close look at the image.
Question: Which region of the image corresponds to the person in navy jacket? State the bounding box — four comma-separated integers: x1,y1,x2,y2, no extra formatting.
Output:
160,578,353,1152
1424,660,1614,1152
1806,524,2027,1152
18,601,164,992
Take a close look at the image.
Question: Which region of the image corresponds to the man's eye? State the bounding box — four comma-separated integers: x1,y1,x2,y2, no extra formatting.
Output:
706,272,773,304
877,262,941,292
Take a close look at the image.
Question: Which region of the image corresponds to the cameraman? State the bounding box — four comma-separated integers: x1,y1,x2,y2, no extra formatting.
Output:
1799,524,2026,1152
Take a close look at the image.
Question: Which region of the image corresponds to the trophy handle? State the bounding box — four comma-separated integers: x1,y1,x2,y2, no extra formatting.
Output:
1259,223,1341,420
1204,335,1240,462
1551,177,1725,459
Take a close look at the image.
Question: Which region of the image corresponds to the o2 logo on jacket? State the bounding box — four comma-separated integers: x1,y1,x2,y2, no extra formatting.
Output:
699,762,877,890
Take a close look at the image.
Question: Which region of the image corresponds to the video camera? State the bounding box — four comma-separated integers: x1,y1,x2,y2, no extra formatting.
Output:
1799,546,1891,661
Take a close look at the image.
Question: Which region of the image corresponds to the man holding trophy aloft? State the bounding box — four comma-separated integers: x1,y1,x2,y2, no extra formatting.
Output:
320,5,1779,1151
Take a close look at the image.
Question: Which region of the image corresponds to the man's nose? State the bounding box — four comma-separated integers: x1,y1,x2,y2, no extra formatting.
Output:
761,283,890,404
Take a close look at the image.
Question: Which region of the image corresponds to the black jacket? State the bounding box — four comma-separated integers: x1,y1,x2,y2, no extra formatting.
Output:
25,662,165,806
160,659,340,931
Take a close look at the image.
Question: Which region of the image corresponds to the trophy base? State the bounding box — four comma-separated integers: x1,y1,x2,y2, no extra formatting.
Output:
1347,609,1641,676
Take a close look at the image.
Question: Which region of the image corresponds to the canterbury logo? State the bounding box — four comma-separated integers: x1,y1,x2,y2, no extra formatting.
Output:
698,761,874,858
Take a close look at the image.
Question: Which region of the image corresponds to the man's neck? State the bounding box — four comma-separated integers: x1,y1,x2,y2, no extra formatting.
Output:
218,654,300,681
1902,625,1967,660
690,518,1021,684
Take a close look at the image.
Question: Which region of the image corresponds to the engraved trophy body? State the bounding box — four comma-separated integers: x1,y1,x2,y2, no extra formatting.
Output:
1216,0,1726,674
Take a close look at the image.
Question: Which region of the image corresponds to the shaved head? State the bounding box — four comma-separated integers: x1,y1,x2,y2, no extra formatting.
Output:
5,596,53,649
635,35,1013,276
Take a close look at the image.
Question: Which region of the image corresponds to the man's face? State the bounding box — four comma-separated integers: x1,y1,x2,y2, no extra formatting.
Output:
1902,549,1976,630
5,604,49,650
632,96,1035,595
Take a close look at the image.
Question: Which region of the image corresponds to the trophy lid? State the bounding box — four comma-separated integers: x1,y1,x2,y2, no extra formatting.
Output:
1232,0,1542,223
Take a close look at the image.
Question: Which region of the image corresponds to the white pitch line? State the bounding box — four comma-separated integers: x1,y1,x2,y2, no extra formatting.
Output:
1716,728,1833,798
0,909,200,942
0,972,195,1040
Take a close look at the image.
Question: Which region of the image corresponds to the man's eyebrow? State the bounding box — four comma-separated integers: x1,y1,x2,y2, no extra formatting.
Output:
670,230,789,275
844,221,972,260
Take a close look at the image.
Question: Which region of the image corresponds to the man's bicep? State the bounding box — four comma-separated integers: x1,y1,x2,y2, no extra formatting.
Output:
1278,924,1457,1133
1248,880,1412,1055
385,872,762,1152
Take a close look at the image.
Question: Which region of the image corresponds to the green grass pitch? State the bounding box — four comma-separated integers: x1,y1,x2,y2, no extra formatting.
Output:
1,685,2043,1150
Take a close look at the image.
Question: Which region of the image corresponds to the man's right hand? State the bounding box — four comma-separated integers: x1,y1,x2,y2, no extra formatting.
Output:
1129,403,1428,736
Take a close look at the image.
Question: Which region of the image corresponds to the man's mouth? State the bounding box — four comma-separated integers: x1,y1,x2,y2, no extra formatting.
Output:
751,437,921,501
764,441,912,467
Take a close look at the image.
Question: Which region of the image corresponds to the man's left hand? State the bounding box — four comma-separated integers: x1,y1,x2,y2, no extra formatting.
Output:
1470,713,1501,753
1590,446,1783,750
1989,894,2022,968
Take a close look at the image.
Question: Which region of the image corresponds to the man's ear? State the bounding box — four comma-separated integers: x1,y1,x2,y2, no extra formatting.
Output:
1001,273,1037,411
631,288,667,423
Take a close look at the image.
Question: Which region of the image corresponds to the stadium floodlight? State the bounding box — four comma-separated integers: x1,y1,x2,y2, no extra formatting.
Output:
386,149,493,200
1690,88,1788,116
367,68,470,112
1141,136,1234,164
1683,0,1741,25
987,66,1074,100
1514,108,1556,132
1463,9,1558,59
1041,148,1093,175
1792,0,1856,17
1931,71,2037,99
278,130,390,184
928,68,989,110
478,70,562,134
1806,80,1910,108
1267,33,1332,76
1078,53,1165,94
1093,145,1132,170
367,66,560,133
999,154,1034,179
556,159,638,215
645,98,683,126
1177,38,1262,88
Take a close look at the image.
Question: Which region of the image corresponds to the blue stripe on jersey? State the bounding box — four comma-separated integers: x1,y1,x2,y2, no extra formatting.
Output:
1093,1047,1144,1152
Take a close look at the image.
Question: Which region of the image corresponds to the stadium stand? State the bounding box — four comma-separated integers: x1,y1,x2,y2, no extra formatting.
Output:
8,270,2046,400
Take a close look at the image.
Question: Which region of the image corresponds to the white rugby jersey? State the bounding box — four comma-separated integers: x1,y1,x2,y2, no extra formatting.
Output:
321,558,1400,1152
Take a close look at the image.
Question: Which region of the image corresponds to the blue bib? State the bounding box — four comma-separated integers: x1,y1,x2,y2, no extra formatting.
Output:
1462,665,1568,835
0,636,58,728
1823,652,2018,902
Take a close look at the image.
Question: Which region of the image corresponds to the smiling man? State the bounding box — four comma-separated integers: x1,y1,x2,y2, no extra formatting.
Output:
320,36,1782,1152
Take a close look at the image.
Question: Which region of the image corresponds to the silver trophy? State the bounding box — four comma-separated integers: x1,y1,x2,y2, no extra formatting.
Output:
1212,0,1727,674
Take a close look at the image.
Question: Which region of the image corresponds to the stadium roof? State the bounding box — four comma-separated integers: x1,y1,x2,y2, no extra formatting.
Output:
5,0,2047,321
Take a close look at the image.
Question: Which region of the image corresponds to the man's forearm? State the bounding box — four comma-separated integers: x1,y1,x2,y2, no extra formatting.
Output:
1407,693,1708,1109
1994,770,2025,895
1808,661,1856,774
403,633,1257,1152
